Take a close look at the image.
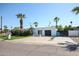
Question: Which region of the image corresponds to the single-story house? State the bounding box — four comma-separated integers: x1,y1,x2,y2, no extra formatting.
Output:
32,27,57,36
68,29,79,36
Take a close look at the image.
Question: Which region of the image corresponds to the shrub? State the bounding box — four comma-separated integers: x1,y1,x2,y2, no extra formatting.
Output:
11,29,32,36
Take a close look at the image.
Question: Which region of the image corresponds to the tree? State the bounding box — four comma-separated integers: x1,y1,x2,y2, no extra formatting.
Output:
13,27,19,30
64,25,72,31
64,25,68,31
3,25,8,33
57,25,63,31
70,21,72,27
29,25,33,35
54,17,60,28
0,16,2,33
33,22,38,28
72,7,79,15
16,13,25,30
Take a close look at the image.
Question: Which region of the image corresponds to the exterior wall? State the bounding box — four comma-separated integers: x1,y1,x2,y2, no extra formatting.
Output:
33,27,57,36
42,30,45,36
33,28,38,36
51,30,57,36
68,30,79,36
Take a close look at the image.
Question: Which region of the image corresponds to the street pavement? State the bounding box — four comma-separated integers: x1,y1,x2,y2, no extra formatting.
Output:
0,40,79,56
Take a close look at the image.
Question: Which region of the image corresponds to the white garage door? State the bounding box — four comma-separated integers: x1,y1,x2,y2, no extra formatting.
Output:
68,30,79,36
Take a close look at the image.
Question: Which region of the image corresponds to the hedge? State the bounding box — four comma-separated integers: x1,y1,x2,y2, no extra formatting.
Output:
11,29,32,36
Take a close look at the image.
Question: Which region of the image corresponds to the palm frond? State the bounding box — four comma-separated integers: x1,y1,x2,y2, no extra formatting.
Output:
54,17,60,22
16,13,25,19
34,22,38,24
72,7,79,15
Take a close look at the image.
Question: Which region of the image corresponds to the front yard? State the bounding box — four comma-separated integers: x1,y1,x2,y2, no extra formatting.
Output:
0,34,31,40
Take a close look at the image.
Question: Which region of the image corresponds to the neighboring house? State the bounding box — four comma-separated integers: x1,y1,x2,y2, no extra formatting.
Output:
68,29,79,36
32,27,57,36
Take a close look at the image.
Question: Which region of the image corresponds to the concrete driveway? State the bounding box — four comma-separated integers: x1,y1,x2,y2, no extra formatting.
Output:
6,37,77,46
52,37,77,44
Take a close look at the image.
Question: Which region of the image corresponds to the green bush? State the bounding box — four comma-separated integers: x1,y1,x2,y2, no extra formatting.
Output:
11,29,32,36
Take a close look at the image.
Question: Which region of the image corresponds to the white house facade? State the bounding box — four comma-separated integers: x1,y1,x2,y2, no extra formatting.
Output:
32,27,57,36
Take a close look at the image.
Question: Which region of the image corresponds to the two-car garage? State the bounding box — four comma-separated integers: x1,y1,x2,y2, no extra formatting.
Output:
33,27,57,36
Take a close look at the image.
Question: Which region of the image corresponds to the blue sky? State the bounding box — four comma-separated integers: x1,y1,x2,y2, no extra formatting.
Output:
0,3,79,29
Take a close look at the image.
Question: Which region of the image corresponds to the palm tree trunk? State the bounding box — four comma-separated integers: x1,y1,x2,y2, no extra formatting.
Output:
1,16,2,33
56,22,57,28
20,19,23,30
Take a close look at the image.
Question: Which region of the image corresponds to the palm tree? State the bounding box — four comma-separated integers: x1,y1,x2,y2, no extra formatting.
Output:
0,16,2,33
4,25,7,29
72,7,79,15
70,21,72,27
3,25,8,33
33,22,38,28
54,17,60,28
16,13,25,30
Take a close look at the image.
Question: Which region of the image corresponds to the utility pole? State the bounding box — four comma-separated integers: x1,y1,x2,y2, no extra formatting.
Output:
1,16,2,33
